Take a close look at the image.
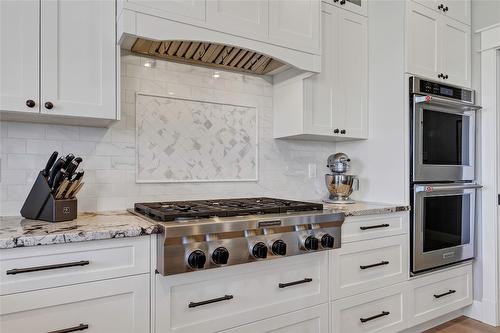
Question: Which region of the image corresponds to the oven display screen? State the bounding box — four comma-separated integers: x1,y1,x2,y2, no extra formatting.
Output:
440,87,454,97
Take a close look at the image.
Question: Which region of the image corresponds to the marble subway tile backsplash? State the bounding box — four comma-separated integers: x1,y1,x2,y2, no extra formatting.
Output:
0,53,336,216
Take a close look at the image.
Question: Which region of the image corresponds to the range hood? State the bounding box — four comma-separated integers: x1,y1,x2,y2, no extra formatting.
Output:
130,39,287,76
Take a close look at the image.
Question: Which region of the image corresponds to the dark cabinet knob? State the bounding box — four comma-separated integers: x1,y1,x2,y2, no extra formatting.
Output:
187,250,206,269
438,73,443,79
44,101,54,109
321,234,335,248
340,129,346,134
25,99,36,108
438,4,444,10
444,6,448,11
333,128,340,134
444,74,449,79
340,0,346,4
252,242,268,259
304,236,319,251
272,240,287,256
212,247,229,265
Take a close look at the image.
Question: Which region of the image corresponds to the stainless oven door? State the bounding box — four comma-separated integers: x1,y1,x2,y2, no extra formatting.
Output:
412,183,480,273
412,95,478,182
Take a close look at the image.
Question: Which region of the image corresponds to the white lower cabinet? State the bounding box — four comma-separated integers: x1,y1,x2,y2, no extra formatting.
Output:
331,283,408,333
219,304,329,333
408,264,473,326
0,274,150,333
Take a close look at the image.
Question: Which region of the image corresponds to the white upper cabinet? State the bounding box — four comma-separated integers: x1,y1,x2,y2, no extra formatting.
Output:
41,0,116,119
406,1,471,87
406,2,440,81
413,0,470,25
0,0,39,114
268,0,321,52
440,16,470,87
274,3,368,141
324,0,367,16
126,0,206,22
206,1,268,41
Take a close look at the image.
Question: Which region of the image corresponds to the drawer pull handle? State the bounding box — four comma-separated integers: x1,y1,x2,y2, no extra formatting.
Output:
360,224,390,230
360,311,390,323
360,261,389,270
47,323,89,333
279,278,313,288
188,295,233,308
434,289,456,299
6,260,90,275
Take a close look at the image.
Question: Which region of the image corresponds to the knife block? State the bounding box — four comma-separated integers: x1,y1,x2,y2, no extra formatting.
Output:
20,171,77,222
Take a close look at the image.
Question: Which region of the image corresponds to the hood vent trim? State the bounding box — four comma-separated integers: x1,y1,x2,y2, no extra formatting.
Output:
131,38,286,76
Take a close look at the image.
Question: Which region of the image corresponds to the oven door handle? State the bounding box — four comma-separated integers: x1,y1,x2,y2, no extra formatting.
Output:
414,94,482,111
415,184,482,193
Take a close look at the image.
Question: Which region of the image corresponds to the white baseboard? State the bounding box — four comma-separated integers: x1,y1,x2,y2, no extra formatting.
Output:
463,299,499,326
400,310,464,333
464,300,482,321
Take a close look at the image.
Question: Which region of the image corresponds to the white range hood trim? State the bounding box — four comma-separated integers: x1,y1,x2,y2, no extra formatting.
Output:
117,9,321,74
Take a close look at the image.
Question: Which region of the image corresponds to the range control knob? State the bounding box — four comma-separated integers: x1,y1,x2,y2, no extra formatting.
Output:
271,240,287,256
187,250,206,269
321,234,335,248
304,236,319,251
252,242,268,259
212,247,230,265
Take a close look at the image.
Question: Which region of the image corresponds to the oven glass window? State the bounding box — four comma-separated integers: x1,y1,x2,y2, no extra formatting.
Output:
422,110,469,165
423,194,471,252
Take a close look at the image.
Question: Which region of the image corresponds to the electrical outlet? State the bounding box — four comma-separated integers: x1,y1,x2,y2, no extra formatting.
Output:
308,164,317,178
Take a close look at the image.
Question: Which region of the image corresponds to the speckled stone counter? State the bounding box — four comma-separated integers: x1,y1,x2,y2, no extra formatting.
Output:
323,201,410,217
0,211,158,249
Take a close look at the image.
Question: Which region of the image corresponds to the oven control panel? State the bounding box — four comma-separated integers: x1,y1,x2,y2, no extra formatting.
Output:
410,76,474,103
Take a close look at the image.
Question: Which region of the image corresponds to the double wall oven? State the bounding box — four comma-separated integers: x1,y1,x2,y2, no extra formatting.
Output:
410,76,481,274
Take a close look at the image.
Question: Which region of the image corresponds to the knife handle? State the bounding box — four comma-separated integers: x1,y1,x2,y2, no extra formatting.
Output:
66,160,79,178
43,151,58,177
63,154,75,169
55,179,70,199
69,182,84,198
48,158,65,187
51,169,66,193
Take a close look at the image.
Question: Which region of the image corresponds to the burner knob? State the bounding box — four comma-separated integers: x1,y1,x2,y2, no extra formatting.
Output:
321,234,335,248
272,240,287,256
212,247,230,265
252,242,268,259
187,250,206,269
304,236,319,251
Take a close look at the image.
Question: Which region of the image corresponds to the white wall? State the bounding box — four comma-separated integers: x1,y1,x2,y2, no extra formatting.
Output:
0,52,336,216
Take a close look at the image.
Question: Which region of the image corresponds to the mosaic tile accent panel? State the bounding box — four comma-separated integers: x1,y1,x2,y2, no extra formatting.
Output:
136,94,258,182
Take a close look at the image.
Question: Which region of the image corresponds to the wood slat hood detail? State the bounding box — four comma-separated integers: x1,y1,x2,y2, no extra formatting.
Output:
131,38,286,75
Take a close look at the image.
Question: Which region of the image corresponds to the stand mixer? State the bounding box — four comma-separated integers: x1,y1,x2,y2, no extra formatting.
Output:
324,153,359,204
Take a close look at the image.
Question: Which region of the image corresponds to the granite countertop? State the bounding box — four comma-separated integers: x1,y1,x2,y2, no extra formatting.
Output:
0,211,158,249
0,202,409,249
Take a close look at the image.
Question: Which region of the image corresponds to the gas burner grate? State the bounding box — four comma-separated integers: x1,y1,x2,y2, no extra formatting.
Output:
134,197,323,221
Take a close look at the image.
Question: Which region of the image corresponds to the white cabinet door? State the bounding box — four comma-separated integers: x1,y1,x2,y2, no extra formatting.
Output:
335,9,368,139
440,16,470,87
0,0,39,113
41,0,116,119
304,5,338,136
206,1,268,41
269,0,321,52
406,1,440,81
126,0,206,21
0,275,150,333
219,304,329,333
442,0,470,25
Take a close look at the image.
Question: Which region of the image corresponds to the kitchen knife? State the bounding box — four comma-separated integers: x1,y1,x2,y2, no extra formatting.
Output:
74,157,83,164
65,160,79,178
48,157,65,187
72,170,84,181
62,153,75,169
42,151,58,177
69,182,84,198
55,179,70,199
51,169,66,193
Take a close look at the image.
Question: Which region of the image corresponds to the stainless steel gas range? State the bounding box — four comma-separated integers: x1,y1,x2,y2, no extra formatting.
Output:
131,198,344,276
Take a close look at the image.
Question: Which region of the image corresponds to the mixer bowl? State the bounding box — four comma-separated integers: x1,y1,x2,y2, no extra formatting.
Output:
325,174,359,201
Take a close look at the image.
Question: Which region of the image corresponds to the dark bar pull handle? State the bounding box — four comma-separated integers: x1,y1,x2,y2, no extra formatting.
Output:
47,323,89,333
188,295,233,308
279,278,313,288
360,223,390,230
6,260,90,275
433,289,456,299
360,311,390,323
360,261,389,270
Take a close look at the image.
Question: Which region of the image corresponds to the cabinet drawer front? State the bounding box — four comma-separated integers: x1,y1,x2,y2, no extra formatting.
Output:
157,252,328,333
409,264,472,326
332,284,407,333
342,213,408,243
0,274,149,333
220,304,329,333
0,237,150,295
331,234,408,299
